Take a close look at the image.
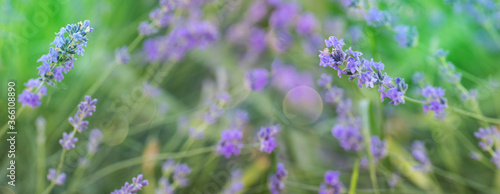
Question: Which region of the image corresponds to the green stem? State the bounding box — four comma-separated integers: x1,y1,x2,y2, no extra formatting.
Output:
36,118,47,193
359,99,379,194
348,159,360,194
78,145,256,188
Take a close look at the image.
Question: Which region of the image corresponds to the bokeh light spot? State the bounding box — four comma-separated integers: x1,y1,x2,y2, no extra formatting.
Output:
283,86,323,125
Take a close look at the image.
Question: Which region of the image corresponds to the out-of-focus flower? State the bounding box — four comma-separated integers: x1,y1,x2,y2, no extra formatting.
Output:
59,132,78,150
317,74,332,89
115,46,131,64
173,163,192,187
411,141,431,172
420,85,447,116
474,126,499,151
245,68,269,91
388,173,400,188
332,117,364,152
47,168,66,185
318,170,343,194
217,129,244,158
296,12,316,36
257,125,280,153
371,136,388,162
393,25,418,47
221,169,244,194
111,174,149,194
87,129,103,154
365,8,390,27
269,2,298,29
269,163,287,194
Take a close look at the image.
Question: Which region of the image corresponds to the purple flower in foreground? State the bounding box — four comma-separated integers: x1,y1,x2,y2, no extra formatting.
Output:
246,68,269,91
111,174,149,194
217,129,244,158
332,117,364,152
59,132,78,150
318,36,408,106
222,169,244,194
269,163,287,194
47,168,66,185
319,170,343,194
115,46,131,65
411,141,431,172
258,125,280,153
474,126,499,151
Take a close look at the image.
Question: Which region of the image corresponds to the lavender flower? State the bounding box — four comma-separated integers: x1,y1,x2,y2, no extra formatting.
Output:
18,79,47,108
388,173,400,188
434,48,450,59
87,129,103,154
365,8,390,27
317,73,332,89
469,152,482,161
69,96,97,132
342,0,362,8
203,104,224,124
420,85,447,116
138,21,158,36
318,36,408,106
439,62,462,84
474,126,499,151
245,0,268,24
318,171,343,194
271,59,314,93
38,21,93,82
248,27,267,52
411,141,431,172
111,174,149,194
59,132,78,150
257,125,280,153
221,169,244,194
296,12,316,36
371,136,388,162
269,163,287,194
156,178,174,194
173,163,192,187
115,46,131,65
230,109,249,129
47,168,66,185
245,68,269,91
492,150,500,169
324,86,344,104
217,129,244,158
269,2,298,29
393,25,418,47
332,117,364,152
143,82,161,98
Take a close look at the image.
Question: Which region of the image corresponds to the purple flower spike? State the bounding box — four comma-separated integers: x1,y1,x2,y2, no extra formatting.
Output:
222,169,244,194
492,150,500,169
69,96,97,132
411,141,431,172
115,46,131,65
420,85,447,117
246,68,269,91
47,168,66,185
173,163,192,187
59,132,78,150
317,74,333,89
111,174,149,194
87,129,103,154
257,125,280,153
332,117,364,152
370,136,388,162
319,170,343,194
474,126,499,151
365,8,390,27
269,163,287,194
296,12,316,36
216,129,244,158
393,25,418,48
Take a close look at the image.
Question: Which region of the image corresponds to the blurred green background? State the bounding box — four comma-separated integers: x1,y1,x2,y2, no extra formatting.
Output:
1,0,500,193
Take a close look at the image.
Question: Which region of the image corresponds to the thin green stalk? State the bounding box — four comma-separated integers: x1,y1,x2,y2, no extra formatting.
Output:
348,159,360,194
359,99,379,194
286,181,319,192
36,117,47,193
78,144,256,188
